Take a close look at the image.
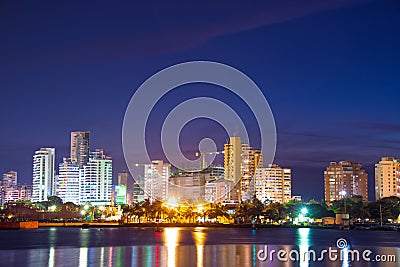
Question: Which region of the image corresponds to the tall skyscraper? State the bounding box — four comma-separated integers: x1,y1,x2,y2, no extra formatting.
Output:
375,157,400,200
241,146,262,201
57,158,80,204
324,161,368,205
224,137,262,201
70,131,90,168
79,149,112,205
224,137,242,200
255,164,291,203
144,160,170,203
32,148,55,202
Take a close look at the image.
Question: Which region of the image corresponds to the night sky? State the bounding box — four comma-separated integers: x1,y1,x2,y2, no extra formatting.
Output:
1,0,399,201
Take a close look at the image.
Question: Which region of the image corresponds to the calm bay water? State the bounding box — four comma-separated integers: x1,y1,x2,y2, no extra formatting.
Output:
0,227,399,266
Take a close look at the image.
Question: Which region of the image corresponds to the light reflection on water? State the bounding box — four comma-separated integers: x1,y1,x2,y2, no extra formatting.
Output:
4,244,399,267
192,227,205,267
1,227,399,267
165,227,179,267
298,227,310,267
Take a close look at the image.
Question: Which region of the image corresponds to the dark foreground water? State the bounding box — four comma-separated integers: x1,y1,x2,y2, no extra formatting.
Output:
0,227,399,266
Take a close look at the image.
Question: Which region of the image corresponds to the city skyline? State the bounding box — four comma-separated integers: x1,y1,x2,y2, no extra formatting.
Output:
1,129,398,203
1,0,399,200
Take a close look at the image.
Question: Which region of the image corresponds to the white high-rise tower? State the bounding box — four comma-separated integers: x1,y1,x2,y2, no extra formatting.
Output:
32,148,55,202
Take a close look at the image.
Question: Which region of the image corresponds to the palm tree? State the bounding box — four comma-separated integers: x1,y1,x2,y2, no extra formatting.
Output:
130,201,145,223
235,201,253,223
263,202,285,223
250,197,265,223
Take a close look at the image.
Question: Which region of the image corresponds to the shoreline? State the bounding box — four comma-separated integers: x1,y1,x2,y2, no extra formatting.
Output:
37,222,399,231
37,222,335,229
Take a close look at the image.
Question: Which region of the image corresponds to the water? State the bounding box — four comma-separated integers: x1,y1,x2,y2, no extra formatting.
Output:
0,227,399,266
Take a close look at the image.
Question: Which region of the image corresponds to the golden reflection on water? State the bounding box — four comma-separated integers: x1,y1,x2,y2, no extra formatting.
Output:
164,227,180,267
193,227,206,267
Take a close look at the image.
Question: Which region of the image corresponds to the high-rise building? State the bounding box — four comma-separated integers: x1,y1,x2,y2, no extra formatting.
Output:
18,185,32,201
169,172,205,203
79,149,112,206
241,146,262,201
2,171,17,188
1,171,32,204
132,179,145,203
224,137,243,200
255,164,291,203
57,158,80,204
224,137,262,201
118,172,128,187
70,131,90,168
32,148,55,202
115,185,127,205
205,179,234,203
324,161,368,205
2,185,32,204
1,171,18,204
375,157,400,200
144,160,170,203
116,172,129,204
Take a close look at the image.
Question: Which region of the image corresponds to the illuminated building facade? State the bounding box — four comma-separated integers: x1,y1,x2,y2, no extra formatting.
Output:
144,160,170,203
79,149,112,205
375,157,400,199
57,158,80,204
70,131,90,168
205,178,233,203
32,148,55,202
224,137,243,200
224,137,262,201
324,161,368,205
255,164,291,203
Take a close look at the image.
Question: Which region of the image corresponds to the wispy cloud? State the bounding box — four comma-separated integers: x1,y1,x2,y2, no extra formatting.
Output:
85,0,373,57
7,0,375,65
343,122,400,132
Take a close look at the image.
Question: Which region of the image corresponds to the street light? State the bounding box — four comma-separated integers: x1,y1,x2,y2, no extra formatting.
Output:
301,207,308,216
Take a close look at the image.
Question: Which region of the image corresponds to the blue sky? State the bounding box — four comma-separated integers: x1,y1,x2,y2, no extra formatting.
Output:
1,0,399,200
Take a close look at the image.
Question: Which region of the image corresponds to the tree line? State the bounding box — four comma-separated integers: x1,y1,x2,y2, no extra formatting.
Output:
122,196,400,224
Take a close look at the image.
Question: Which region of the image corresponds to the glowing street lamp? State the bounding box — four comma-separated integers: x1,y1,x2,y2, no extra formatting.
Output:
296,207,309,225
301,207,308,216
